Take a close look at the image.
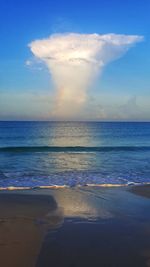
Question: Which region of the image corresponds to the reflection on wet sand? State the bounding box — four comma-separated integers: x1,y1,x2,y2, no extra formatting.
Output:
0,186,150,267
47,187,113,219
0,187,113,267
36,186,150,267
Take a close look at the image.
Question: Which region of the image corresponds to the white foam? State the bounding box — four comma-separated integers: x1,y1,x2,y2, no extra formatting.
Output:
0,182,150,191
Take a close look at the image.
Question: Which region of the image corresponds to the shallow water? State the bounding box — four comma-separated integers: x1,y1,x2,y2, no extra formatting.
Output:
0,121,150,187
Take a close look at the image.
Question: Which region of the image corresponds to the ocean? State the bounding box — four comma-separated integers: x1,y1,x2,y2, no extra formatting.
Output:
0,121,150,188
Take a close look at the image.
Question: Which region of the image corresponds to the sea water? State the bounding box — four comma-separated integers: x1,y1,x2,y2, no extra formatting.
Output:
0,121,150,188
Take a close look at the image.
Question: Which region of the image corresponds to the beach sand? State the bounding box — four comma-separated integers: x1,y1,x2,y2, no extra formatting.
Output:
0,185,149,267
130,184,150,199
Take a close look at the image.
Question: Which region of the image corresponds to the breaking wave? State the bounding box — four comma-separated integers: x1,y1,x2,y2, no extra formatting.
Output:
0,145,150,153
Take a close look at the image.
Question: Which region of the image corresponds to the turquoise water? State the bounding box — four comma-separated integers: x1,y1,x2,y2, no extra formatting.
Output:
0,121,150,187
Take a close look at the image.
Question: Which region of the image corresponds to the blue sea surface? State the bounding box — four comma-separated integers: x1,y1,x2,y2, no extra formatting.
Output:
0,121,150,188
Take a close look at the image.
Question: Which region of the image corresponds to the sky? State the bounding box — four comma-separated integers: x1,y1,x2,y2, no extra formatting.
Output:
0,0,150,121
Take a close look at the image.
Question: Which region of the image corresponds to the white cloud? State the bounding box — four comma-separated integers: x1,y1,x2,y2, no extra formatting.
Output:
25,60,32,66
29,33,143,119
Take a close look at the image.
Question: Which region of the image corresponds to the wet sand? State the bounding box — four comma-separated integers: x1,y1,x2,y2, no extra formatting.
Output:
0,193,63,267
130,184,150,199
0,185,149,267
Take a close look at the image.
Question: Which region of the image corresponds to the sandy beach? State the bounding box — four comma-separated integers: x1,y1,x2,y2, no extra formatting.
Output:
0,185,149,267
130,184,150,199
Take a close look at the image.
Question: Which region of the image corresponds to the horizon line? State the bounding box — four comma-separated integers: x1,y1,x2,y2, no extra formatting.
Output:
0,120,150,123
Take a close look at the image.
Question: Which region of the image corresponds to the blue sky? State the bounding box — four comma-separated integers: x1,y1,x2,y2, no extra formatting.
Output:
0,0,150,120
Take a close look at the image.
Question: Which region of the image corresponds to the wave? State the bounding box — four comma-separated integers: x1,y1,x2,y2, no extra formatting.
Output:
0,145,150,153
0,182,150,191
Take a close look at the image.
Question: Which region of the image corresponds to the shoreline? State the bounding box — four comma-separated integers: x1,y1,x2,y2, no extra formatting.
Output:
0,181,150,191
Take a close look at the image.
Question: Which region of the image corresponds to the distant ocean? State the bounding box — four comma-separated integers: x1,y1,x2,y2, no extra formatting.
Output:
0,121,150,188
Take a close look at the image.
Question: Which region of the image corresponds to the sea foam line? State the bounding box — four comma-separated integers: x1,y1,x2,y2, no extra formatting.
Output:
0,182,150,191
